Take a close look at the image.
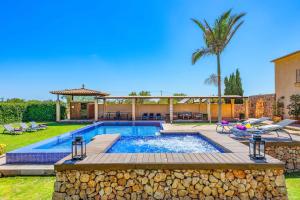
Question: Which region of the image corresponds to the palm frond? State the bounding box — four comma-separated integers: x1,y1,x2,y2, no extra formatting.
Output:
224,21,244,47
204,20,215,41
204,73,218,86
191,18,206,33
192,48,211,65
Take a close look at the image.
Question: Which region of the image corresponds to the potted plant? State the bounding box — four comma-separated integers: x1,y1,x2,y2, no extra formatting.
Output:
287,94,300,120
272,96,284,122
239,113,245,120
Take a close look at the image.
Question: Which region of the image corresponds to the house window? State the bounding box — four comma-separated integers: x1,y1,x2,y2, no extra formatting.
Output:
296,69,300,83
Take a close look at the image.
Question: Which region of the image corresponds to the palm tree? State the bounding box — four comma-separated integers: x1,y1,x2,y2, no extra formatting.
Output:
204,73,218,87
191,9,245,122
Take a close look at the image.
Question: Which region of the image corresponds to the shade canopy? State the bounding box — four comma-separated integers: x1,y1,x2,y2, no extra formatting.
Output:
50,85,109,96
97,95,246,99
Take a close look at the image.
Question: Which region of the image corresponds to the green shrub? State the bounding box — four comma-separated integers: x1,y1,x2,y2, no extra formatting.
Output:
0,103,27,124
23,102,66,122
287,94,300,119
0,102,66,124
0,144,6,155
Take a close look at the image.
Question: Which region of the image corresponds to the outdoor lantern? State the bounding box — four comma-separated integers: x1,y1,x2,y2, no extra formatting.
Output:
249,135,265,160
72,136,86,160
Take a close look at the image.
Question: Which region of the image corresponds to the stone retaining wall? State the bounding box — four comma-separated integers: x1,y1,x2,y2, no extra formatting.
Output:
266,143,300,173
53,169,287,200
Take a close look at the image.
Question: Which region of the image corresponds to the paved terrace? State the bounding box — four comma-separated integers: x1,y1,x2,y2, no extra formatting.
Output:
2,124,299,176
55,125,286,172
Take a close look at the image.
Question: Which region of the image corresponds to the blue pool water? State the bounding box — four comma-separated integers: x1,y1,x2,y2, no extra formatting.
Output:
6,122,223,164
108,134,223,153
35,125,161,151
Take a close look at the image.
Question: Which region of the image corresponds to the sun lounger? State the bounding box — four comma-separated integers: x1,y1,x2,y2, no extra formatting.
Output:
142,113,148,120
231,119,296,140
156,113,162,120
3,124,23,134
20,123,37,132
114,112,121,120
149,113,154,120
30,121,47,130
216,117,270,133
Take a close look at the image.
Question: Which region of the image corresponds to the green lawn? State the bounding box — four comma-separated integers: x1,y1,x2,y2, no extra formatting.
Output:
286,172,300,200
0,173,299,200
0,176,55,200
0,122,299,200
0,122,87,153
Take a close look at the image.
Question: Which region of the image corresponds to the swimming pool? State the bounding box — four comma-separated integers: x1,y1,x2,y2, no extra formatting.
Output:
6,121,223,164
108,134,224,153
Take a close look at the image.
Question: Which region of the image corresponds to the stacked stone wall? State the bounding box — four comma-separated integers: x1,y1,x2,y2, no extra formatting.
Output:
266,143,300,173
248,94,275,118
53,168,287,200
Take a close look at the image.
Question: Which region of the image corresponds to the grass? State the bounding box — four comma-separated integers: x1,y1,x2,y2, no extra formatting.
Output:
0,122,87,153
0,176,55,200
0,172,298,199
0,122,299,199
286,172,300,200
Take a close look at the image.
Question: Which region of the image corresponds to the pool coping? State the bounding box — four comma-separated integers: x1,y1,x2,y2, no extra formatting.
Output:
54,127,285,171
5,121,164,164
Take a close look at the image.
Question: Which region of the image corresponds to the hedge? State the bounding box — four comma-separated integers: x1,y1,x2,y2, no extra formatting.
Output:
0,102,66,124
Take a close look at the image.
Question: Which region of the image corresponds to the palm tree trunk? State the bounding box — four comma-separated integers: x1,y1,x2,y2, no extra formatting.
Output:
217,53,222,122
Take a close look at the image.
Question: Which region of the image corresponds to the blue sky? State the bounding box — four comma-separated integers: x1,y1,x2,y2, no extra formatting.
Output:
0,0,300,100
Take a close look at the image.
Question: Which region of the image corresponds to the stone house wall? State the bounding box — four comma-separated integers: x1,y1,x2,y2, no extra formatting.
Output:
248,94,275,118
53,168,287,200
234,104,245,119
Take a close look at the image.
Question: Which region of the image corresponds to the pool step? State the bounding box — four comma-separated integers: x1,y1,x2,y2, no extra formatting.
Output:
0,156,54,176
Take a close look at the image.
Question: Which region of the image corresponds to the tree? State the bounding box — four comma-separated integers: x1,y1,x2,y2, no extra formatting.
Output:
204,73,218,87
235,69,243,96
6,98,26,103
224,69,244,96
191,9,245,122
138,91,151,96
128,91,137,96
287,94,300,119
173,93,187,96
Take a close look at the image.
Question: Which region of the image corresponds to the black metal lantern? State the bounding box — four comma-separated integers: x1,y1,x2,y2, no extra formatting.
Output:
72,136,86,160
249,135,265,160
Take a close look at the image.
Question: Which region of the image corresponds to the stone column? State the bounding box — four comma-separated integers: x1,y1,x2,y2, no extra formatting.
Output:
207,99,211,123
67,96,72,120
132,98,136,121
56,95,61,122
244,98,249,119
231,99,235,119
94,98,98,121
169,98,173,123
103,99,106,119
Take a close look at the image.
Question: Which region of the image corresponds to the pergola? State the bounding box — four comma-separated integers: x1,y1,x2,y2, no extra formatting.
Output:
96,95,248,123
50,85,109,121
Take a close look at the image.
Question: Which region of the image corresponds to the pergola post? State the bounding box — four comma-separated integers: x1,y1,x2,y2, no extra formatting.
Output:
207,98,211,123
103,99,106,118
169,98,173,123
244,98,249,119
132,98,136,121
94,98,98,121
67,96,73,120
56,95,61,122
231,99,235,119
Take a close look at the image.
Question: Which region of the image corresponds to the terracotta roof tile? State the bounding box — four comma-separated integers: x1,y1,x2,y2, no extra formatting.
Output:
50,88,109,96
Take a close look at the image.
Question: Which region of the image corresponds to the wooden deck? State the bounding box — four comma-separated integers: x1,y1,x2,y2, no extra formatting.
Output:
86,134,120,155
55,152,282,171
55,129,284,171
